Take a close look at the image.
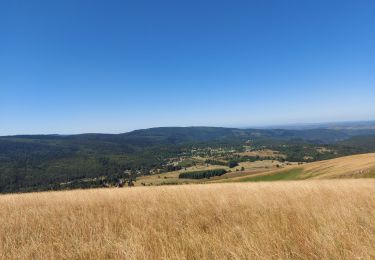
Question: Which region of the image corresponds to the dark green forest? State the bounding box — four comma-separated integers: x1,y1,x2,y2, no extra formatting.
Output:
179,169,227,179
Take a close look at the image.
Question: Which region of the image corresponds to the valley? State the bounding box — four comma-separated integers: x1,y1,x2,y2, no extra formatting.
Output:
1,125,375,193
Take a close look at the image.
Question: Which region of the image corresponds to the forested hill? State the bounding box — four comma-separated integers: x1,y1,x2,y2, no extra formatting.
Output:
1,126,375,193
3,125,375,145
124,126,375,143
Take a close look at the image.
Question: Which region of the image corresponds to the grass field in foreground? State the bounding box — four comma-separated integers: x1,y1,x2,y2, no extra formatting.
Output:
1,180,375,259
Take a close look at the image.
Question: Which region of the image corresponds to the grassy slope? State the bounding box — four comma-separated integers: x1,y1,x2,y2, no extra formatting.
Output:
1,180,374,259
235,153,375,182
135,160,282,186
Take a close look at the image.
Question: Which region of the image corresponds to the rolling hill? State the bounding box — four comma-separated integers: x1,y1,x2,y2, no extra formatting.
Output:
236,153,375,182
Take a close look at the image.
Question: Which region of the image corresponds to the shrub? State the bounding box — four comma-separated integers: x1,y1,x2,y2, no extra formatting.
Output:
228,161,239,168
204,159,228,166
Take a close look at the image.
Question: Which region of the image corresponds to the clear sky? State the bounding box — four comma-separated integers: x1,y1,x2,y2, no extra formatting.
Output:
1,0,374,135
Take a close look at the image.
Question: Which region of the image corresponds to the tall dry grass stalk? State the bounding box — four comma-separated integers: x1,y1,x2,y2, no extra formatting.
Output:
0,180,374,259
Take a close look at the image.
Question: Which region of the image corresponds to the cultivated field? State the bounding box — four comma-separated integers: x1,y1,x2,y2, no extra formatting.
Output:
1,180,375,259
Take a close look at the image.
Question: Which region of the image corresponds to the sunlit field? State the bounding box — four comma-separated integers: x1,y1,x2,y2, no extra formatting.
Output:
1,180,375,259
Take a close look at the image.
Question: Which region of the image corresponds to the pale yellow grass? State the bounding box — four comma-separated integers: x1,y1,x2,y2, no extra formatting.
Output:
300,153,375,178
1,180,375,259
229,153,375,182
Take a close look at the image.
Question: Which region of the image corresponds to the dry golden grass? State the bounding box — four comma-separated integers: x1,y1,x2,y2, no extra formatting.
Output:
245,153,375,181
300,153,375,178
230,153,375,182
1,180,375,259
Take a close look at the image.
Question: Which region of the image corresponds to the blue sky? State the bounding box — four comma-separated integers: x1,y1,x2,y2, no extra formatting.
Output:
1,0,374,135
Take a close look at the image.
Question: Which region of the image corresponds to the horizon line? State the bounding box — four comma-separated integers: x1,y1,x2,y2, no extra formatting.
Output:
1,119,374,137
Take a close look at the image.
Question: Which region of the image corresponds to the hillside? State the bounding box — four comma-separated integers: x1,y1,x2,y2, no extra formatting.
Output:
1,127,375,193
0,180,374,259
236,153,375,182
